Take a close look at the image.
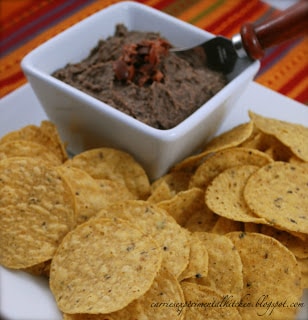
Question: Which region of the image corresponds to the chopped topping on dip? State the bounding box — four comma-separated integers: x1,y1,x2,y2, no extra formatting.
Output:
113,39,171,86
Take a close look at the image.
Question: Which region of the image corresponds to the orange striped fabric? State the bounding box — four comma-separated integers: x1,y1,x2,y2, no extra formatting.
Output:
0,0,307,103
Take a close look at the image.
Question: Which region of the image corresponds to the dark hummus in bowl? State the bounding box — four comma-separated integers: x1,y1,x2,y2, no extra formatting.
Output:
52,24,227,130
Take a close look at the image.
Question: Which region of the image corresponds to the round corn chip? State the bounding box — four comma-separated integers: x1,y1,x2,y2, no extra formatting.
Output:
203,121,254,152
57,166,133,224
21,260,51,277
227,232,302,319
63,315,115,320
181,282,242,320
184,205,218,233
297,258,308,288
205,165,268,223
0,123,66,162
151,171,191,194
187,232,243,300
179,232,209,281
172,121,254,173
260,225,308,259
110,268,185,319
189,147,272,189
158,188,206,226
147,180,174,203
240,130,294,161
0,140,62,165
244,162,308,234
96,178,136,201
40,120,68,162
63,269,185,320
211,216,243,234
50,217,162,314
0,157,75,269
64,148,150,199
97,200,190,277
249,111,308,161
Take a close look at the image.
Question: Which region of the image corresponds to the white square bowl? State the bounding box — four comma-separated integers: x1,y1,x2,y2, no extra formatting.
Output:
21,1,260,180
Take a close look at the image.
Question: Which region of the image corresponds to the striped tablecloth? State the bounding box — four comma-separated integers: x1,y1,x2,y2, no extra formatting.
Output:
1,0,307,104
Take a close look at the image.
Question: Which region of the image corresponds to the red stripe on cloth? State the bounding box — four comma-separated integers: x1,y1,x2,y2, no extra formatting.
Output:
295,88,308,104
258,40,298,75
0,0,39,29
204,0,266,35
2,0,67,36
1,0,87,53
149,0,177,11
279,66,308,97
217,1,268,36
0,70,24,88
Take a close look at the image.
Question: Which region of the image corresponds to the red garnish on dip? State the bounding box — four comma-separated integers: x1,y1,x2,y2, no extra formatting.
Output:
113,39,171,86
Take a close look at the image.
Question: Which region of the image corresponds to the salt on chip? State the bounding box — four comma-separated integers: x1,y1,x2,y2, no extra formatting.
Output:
172,121,254,173
249,111,308,161
181,282,242,320
189,147,272,189
186,232,243,300
50,217,162,314
64,148,150,199
244,162,308,234
0,157,75,269
0,140,62,165
205,165,268,223
227,232,302,319
158,188,206,226
97,200,190,277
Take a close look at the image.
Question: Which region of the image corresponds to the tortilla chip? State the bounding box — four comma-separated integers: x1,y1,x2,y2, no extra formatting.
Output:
211,217,243,234
64,148,150,199
97,200,190,277
0,157,75,269
205,165,268,223
172,121,254,173
189,147,272,189
186,232,243,300
178,233,208,282
181,282,242,319
50,217,162,314
244,162,308,234
227,232,302,319
249,111,308,162
158,188,206,226
0,140,62,165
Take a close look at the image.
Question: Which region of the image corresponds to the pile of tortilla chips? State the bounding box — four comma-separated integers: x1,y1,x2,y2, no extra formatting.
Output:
0,112,307,319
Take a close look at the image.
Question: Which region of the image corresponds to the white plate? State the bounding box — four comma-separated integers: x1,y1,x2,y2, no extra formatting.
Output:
0,82,307,320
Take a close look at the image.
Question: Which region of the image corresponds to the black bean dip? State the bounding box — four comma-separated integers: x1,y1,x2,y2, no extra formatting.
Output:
52,24,227,130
